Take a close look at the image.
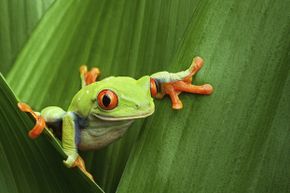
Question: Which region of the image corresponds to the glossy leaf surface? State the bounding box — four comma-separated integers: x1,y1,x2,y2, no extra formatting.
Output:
0,0,54,75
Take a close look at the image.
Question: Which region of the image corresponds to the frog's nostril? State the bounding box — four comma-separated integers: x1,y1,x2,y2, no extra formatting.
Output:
135,104,140,109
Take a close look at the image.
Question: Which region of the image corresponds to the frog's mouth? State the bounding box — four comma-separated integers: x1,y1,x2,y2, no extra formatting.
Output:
92,110,154,121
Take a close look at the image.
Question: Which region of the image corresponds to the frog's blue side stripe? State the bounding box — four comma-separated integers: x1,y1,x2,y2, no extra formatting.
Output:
73,112,88,146
154,78,161,93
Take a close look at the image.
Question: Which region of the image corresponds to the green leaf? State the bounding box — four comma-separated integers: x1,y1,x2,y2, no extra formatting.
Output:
0,0,54,75
0,74,104,193
116,1,290,193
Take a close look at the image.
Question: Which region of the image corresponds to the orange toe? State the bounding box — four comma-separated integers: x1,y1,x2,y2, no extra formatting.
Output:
90,67,100,76
18,102,33,112
28,116,46,139
192,56,204,71
18,102,46,139
80,65,88,75
172,102,183,109
74,156,94,181
84,67,101,85
201,84,213,94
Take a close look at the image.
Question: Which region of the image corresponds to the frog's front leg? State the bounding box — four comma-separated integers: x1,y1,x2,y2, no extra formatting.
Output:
80,65,101,87
18,103,94,181
62,113,93,180
150,56,213,109
62,113,79,166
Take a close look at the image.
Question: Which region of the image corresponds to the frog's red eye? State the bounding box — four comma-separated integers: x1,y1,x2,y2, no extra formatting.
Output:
97,89,118,110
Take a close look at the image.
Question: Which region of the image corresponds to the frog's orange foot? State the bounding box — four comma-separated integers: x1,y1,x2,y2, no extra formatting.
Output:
163,82,213,109
80,65,101,85
183,57,204,82
73,156,94,182
17,102,46,139
161,57,213,109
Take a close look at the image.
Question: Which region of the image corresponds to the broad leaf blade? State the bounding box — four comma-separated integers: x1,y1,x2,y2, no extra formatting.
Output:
116,0,290,193
0,0,54,75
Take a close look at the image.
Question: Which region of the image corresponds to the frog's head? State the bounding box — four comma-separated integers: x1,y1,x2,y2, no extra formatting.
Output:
70,76,155,121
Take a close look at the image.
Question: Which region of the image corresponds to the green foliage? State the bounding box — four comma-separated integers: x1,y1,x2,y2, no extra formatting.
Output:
0,0,54,75
0,0,290,193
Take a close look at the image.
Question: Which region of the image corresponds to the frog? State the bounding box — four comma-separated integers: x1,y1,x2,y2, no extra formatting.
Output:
18,56,213,181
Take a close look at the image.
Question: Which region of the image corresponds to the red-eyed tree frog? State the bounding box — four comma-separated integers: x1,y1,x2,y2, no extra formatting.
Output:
18,56,213,181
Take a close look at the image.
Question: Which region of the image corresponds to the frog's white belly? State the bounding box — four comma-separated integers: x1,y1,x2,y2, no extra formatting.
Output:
78,115,134,151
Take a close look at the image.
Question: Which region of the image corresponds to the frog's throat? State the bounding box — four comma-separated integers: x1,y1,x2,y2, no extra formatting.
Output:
92,111,154,121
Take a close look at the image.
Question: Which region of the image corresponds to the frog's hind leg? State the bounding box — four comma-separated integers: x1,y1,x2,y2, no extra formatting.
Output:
152,57,213,110
172,81,213,95
80,65,101,87
163,81,213,109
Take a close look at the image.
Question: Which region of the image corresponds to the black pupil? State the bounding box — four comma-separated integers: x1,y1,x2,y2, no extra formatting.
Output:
102,94,111,107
